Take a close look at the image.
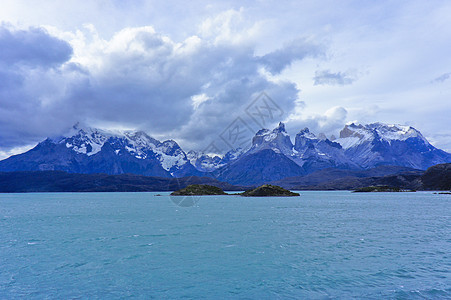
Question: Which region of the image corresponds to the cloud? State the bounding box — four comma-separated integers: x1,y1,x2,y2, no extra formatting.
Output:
0,20,318,154
313,69,357,86
286,106,348,139
432,72,451,83
1,1,450,154
0,25,76,148
199,8,262,46
259,38,324,74
0,25,72,68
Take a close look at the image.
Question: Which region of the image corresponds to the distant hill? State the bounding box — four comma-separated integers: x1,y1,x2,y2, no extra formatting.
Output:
419,163,451,190
0,171,246,193
272,165,424,189
0,163,449,192
272,163,450,191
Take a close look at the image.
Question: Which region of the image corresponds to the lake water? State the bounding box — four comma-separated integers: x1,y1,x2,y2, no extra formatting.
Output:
0,191,450,299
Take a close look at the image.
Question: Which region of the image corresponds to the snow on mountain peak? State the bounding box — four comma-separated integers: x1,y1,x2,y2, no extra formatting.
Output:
297,127,316,139
60,125,116,156
56,124,191,171
337,122,428,149
255,129,271,137
255,123,287,142
186,150,224,172
251,123,293,155
366,123,424,141
294,128,319,151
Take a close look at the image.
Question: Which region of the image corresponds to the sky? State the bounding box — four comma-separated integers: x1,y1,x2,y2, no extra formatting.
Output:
0,0,450,159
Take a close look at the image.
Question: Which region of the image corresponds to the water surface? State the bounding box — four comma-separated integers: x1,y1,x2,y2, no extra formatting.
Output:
0,191,450,299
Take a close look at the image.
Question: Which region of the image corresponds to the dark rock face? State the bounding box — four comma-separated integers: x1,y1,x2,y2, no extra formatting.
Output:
170,184,227,196
215,149,305,185
250,122,294,157
420,163,451,190
294,128,358,173
241,184,300,197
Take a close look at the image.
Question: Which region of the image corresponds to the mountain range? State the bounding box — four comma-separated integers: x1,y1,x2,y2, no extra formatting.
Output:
0,122,450,185
0,164,449,193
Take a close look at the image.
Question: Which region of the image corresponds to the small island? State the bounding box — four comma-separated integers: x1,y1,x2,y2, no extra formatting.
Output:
353,186,416,193
170,184,228,196
170,184,300,197
241,184,300,197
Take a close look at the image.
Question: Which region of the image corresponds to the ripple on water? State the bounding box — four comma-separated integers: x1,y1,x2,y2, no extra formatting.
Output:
0,192,449,298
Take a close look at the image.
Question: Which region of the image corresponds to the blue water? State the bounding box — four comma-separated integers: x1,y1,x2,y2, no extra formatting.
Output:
0,191,450,299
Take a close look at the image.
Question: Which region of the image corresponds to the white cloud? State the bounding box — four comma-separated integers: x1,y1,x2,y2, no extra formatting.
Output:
198,8,263,46
0,1,450,154
191,93,210,109
0,19,321,154
286,106,348,139
313,69,358,86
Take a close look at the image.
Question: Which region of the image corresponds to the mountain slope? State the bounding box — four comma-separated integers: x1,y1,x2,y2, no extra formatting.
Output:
214,149,305,185
419,163,451,190
272,165,423,189
336,123,451,169
0,171,245,192
247,122,294,157
293,128,359,172
0,125,197,177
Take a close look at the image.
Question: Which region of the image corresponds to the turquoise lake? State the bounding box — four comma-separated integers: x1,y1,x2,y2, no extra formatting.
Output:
0,191,450,299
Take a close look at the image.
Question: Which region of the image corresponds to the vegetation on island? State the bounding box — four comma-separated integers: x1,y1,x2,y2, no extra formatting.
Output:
170,184,228,196
241,184,300,197
170,184,300,197
353,185,416,192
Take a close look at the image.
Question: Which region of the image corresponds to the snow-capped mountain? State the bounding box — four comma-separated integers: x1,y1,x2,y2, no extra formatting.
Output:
248,122,294,157
187,148,245,172
61,125,191,174
213,123,303,185
212,122,450,184
213,123,358,184
293,128,359,172
336,123,451,169
186,150,223,172
235,123,357,172
0,124,198,177
0,122,449,185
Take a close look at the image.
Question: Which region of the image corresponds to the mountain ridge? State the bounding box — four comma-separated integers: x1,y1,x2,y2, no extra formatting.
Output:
0,122,449,185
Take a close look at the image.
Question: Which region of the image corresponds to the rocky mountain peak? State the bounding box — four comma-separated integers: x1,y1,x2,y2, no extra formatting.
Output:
251,123,293,155
1,121,449,182
274,122,286,133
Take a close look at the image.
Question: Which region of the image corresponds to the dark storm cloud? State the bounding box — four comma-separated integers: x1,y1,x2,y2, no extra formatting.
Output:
0,25,321,153
0,25,76,148
0,25,72,68
259,38,324,74
313,69,356,86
